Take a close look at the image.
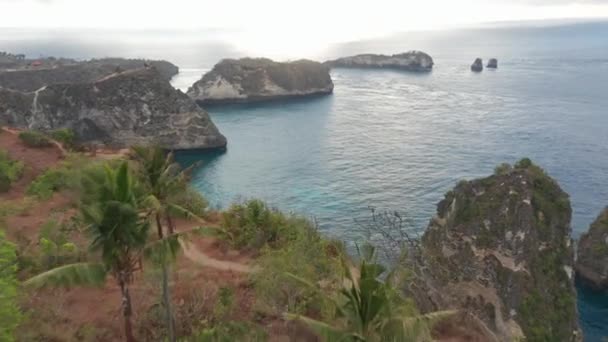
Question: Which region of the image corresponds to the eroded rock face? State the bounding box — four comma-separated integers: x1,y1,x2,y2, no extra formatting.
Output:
412,160,580,342
487,58,498,69
576,207,608,290
324,51,433,71
0,58,179,92
471,58,483,72
0,69,226,150
186,58,333,104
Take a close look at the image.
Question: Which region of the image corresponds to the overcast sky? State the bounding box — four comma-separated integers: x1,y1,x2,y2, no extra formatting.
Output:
1,0,607,52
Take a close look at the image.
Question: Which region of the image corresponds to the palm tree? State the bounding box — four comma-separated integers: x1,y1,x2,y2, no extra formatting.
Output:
24,162,152,342
130,146,199,342
286,245,455,341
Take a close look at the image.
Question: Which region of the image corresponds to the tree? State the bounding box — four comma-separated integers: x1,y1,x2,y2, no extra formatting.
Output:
24,162,151,342
0,230,22,341
130,146,199,342
286,245,455,341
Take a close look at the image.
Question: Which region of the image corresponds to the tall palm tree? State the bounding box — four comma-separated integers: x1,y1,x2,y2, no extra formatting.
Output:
286,245,455,342
130,146,199,342
24,162,152,342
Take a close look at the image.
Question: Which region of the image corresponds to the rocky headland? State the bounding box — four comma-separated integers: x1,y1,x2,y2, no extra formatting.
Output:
186,58,334,104
324,51,434,71
411,159,581,341
0,56,179,92
576,207,608,290
0,68,226,150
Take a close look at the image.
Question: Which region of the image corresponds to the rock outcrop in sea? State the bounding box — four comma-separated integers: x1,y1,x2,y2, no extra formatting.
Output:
575,207,608,290
0,58,179,92
324,51,434,71
186,58,333,104
411,159,581,342
471,58,483,72
0,68,226,150
487,58,498,69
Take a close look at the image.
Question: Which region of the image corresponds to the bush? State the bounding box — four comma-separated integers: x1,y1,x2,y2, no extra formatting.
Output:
50,128,75,148
515,157,533,169
0,150,24,193
18,131,52,148
26,154,94,199
171,187,209,218
494,163,512,176
252,218,343,318
221,199,309,250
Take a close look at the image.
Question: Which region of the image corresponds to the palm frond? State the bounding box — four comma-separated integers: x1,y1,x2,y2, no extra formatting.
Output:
23,262,107,289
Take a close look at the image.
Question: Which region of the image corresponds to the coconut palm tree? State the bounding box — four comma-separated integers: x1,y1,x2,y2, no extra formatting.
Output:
24,162,158,342
130,146,200,342
286,245,455,341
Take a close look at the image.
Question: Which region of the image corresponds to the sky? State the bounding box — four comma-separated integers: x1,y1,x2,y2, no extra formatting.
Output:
1,0,608,57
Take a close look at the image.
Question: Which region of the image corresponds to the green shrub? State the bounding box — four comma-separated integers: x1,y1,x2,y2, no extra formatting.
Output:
494,163,512,176
26,154,95,199
252,221,343,318
50,128,75,148
18,131,52,148
0,150,24,193
515,157,533,169
221,199,308,250
171,187,209,218
0,229,22,341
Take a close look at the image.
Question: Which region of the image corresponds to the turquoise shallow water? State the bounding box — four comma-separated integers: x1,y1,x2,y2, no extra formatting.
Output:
176,24,608,340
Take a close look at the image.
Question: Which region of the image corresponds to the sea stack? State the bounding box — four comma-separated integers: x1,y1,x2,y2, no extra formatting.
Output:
471,58,483,72
186,58,334,104
411,159,581,342
487,58,498,69
324,51,434,72
576,207,608,290
0,68,226,150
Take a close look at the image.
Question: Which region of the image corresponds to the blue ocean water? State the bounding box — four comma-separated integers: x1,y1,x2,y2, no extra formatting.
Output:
175,22,608,340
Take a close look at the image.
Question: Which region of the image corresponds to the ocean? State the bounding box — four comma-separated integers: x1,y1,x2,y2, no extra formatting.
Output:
3,19,607,340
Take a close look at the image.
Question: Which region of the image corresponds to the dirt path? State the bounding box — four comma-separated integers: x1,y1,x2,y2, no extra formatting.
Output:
179,239,254,273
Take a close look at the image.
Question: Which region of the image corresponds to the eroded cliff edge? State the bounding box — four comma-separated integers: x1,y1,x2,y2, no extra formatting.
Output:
0,68,226,150
411,159,581,341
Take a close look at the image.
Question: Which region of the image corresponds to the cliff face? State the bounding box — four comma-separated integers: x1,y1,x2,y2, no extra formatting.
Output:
0,69,226,150
576,207,608,290
186,58,334,104
412,160,580,342
0,58,179,92
324,51,433,71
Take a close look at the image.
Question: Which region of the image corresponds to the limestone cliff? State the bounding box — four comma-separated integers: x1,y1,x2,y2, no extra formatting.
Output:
0,69,226,150
412,159,580,341
324,51,433,71
186,58,333,104
576,207,608,290
0,58,178,92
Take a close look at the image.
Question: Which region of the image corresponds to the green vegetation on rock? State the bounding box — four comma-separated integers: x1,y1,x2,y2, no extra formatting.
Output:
18,131,52,148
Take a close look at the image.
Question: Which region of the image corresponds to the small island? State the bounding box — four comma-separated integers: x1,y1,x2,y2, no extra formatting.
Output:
186,58,334,104
324,51,434,72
